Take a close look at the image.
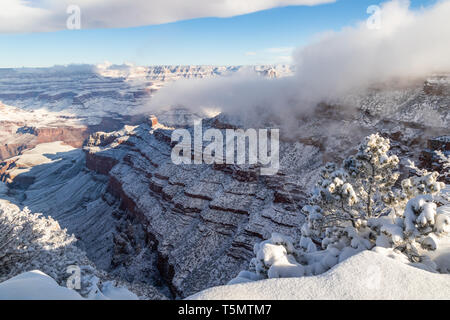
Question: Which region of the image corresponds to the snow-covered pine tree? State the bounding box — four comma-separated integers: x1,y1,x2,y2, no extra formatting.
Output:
0,201,98,291
342,133,400,218
0,200,138,298
231,133,449,284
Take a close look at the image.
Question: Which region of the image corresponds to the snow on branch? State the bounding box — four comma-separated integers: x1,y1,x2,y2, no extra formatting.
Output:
232,133,450,284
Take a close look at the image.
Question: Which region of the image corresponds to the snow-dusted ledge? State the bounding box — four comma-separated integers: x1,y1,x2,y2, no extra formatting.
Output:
188,251,450,300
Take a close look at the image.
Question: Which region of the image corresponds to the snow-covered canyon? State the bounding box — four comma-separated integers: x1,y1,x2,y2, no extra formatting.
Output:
0,65,449,299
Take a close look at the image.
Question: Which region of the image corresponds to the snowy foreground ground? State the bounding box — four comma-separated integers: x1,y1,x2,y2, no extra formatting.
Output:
0,271,138,300
2,250,449,300
0,271,83,300
189,251,450,300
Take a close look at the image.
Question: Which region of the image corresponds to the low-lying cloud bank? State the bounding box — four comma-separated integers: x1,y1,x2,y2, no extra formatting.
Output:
0,0,334,33
142,0,450,122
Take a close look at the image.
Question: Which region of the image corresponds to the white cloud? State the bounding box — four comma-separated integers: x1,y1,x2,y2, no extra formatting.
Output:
0,0,335,33
291,0,450,100
142,0,450,125
0,0,55,33
245,52,258,56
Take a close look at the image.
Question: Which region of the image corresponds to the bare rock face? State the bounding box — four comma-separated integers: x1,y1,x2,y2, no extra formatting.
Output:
34,127,89,148
420,136,450,183
424,74,450,96
0,126,89,161
0,158,16,182
0,144,25,160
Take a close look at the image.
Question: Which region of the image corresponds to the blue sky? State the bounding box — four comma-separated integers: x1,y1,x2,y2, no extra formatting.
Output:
0,0,437,67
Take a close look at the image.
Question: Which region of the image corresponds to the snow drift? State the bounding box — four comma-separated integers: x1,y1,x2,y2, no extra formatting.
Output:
188,250,450,300
0,270,138,300
0,271,83,300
